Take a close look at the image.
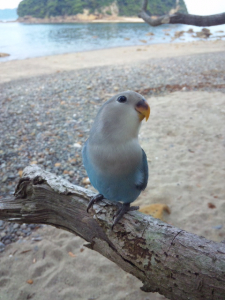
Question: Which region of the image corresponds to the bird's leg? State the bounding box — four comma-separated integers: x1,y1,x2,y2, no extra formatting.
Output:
112,203,139,229
87,194,104,212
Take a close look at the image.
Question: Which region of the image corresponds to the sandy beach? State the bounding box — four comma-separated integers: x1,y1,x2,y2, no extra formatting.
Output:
0,40,225,83
0,40,225,300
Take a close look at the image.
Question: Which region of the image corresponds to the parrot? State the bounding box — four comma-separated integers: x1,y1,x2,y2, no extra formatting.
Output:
82,90,150,228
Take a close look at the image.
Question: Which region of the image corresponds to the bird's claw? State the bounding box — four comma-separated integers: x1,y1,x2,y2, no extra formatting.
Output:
112,204,139,230
87,194,104,212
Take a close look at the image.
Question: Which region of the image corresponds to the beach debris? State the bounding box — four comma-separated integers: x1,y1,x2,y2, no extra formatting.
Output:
0,53,10,57
195,28,212,39
139,204,171,221
68,251,76,257
124,37,130,40
26,279,34,284
174,30,185,38
187,28,194,34
208,203,216,209
188,149,195,153
139,39,147,43
20,249,32,254
146,32,154,36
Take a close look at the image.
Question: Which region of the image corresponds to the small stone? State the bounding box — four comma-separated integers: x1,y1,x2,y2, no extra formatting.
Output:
38,158,45,163
32,237,42,241
73,143,82,148
1,232,6,238
18,170,23,177
208,203,216,209
82,177,90,185
4,239,11,245
13,223,20,229
8,174,16,179
68,171,74,177
2,176,8,183
213,225,222,230
68,158,77,164
0,242,5,252
55,162,61,167
146,32,154,36
26,279,33,284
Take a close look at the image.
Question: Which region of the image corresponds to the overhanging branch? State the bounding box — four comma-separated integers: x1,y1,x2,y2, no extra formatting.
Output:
139,0,225,27
0,165,225,300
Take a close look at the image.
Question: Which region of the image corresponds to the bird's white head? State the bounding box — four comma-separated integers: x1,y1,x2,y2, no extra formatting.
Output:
90,90,150,143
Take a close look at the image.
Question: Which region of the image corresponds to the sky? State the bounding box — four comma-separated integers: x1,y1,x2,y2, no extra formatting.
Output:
0,0,225,15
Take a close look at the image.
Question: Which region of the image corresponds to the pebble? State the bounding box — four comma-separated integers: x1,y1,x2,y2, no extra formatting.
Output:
0,242,5,252
0,51,225,251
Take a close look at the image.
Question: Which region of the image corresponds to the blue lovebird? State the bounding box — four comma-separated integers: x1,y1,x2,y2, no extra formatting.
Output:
82,90,150,228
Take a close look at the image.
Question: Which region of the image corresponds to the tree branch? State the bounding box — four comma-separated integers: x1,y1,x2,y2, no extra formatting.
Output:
139,0,225,26
0,165,225,300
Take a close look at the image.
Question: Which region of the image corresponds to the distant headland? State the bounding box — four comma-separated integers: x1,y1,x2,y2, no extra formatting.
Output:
13,0,187,23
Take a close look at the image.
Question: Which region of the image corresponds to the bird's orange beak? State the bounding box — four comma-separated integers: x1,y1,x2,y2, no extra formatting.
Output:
135,99,150,121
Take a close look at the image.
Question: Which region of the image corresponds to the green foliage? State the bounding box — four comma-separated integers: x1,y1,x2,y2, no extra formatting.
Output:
17,0,188,18
117,0,142,16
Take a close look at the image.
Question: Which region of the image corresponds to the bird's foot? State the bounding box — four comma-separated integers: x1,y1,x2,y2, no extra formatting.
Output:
87,194,104,212
112,203,139,230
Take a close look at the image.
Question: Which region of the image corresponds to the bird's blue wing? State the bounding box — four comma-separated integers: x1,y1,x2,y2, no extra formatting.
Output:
135,149,148,191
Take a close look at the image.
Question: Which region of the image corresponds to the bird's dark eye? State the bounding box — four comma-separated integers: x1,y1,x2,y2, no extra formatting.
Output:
117,95,127,103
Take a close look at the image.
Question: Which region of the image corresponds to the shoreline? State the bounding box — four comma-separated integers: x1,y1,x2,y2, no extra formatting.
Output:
2,16,145,24
0,39,225,83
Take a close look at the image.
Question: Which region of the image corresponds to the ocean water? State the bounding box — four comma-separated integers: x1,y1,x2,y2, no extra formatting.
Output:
0,8,18,21
0,22,225,61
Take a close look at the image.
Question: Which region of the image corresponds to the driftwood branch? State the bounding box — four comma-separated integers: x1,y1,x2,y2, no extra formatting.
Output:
139,0,225,26
0,165,225,300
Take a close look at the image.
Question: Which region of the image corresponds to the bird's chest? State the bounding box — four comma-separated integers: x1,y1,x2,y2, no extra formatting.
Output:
88,142,142,176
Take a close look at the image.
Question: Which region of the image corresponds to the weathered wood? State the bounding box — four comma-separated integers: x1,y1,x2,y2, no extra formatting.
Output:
0,165,225,300
139,0,225,27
